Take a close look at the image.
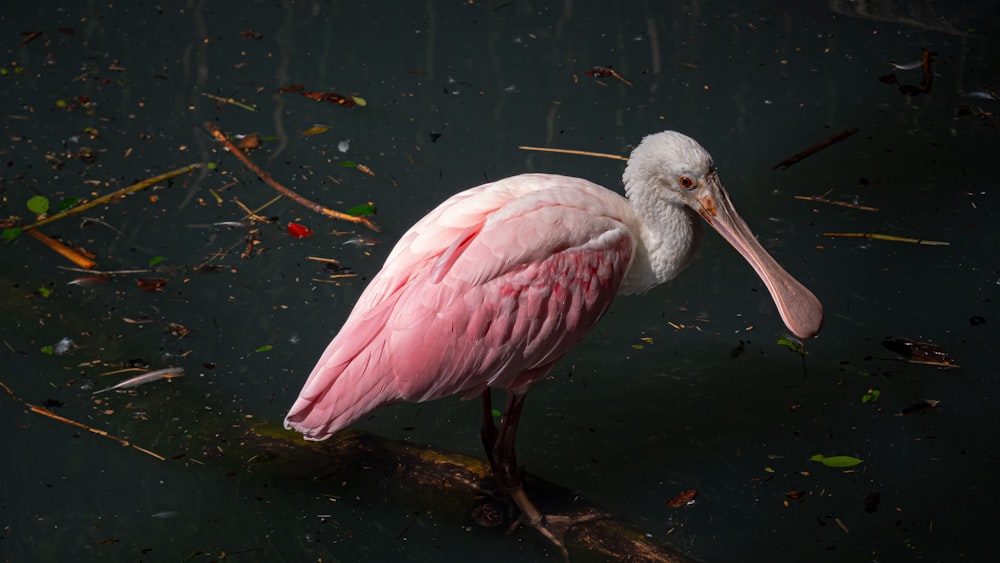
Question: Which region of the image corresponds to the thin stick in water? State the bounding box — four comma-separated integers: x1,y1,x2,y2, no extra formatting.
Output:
25,403,166,461
0,379,165,461
201,92,258,112
822,232,949,246
794,190,879,212
21,163,202,231
774,128,859,170
517,146,628,161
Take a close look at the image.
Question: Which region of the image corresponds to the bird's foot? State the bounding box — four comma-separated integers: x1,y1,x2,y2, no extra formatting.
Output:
505,485,609,561
508,511,609,561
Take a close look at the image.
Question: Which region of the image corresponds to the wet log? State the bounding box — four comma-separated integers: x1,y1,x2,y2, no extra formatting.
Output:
242,425,699,562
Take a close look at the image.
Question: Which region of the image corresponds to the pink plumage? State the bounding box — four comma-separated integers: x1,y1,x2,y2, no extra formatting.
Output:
285,173,637,440
284,131,823,554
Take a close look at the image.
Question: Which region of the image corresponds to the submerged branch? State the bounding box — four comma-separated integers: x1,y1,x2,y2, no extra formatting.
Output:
245,426,697,562
3,369,695,561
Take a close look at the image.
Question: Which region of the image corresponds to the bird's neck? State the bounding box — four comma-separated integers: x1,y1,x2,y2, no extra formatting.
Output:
620,192,703,295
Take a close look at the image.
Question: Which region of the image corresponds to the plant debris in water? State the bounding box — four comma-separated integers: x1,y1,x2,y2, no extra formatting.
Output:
776,336,805,354
286,222,315,239
861,388,881,404
881,337,959,367
773,127,858,170
346,202,377,217
896,399,940,416
879,49,935,95
666,489,697,508
93,367,185,395
809,454,864,468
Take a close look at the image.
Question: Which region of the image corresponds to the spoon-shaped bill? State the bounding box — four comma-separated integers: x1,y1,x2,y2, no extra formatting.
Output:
695,174,823,339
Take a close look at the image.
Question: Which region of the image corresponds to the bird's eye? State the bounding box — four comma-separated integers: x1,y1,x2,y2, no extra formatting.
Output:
678,176,696,189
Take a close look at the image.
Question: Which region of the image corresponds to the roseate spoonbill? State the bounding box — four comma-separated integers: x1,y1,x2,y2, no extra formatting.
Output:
285,130,823,556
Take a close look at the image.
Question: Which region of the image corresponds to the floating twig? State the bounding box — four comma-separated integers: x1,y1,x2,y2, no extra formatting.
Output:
0,379,165,461
250,194,285,216
21,163,202,231
774,128,858,170
312,275,359,282
204,122,379,232
0,380,16,400
232,197,269,223
584,66,633,87
794,189,878,212
306,256,342,265
80,216,127,238
26,402,165,460
98,367,148,377
25,228,98,269
823,232,949,246
919,49,934,93
834,517,850,535
200,92,258,112
517,146,628,161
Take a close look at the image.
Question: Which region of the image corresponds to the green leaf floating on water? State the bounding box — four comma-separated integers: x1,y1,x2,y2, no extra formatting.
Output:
346,203,376,217
810,454,864,468
27,195,50,215
776,337,803,353
58,197,80,212
254,344,273,353
861,388,881,404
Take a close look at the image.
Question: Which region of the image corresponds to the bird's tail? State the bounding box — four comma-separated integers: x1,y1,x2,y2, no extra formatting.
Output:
284,340,401,441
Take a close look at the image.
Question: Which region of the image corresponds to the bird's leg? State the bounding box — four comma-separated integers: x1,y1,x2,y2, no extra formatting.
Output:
480,389,498,471
492,391,571,561
492,391,525,489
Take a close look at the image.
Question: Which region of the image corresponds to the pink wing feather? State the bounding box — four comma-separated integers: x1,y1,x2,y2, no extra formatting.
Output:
285,174,637,440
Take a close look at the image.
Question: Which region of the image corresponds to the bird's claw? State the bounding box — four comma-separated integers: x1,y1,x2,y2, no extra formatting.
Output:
507,512,568,561
507,510,610,561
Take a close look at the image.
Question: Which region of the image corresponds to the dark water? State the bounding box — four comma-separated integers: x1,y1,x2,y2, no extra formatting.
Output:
1,1,998,561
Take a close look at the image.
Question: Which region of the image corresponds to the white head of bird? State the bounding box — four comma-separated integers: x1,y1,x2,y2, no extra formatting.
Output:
623,130,717,202
622,130,822,339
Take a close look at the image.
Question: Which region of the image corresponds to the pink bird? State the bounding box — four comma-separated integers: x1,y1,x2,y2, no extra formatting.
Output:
285,130,823,556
